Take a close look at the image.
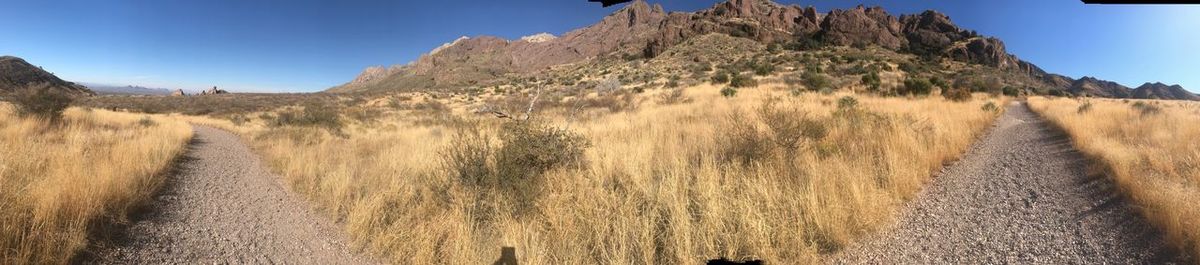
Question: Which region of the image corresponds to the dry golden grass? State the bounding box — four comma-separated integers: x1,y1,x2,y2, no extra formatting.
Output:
1028,97,1200,258
197,85,1004,264
0,105,192,264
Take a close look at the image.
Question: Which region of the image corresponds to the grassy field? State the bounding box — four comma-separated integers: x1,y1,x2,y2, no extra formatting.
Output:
0,105,192,264
192,84,1005,264
1029,97,1200,258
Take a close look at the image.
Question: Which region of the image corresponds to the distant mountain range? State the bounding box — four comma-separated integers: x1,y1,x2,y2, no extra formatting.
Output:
82,83,174,95
0,56,93,96
330,0,1197,100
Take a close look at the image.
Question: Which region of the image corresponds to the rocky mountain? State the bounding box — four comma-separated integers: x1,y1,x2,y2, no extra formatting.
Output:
1069,76,1132,98
0,56,93,96
84,83,172,95
1133,82,1199,100
329,0,1195,100
328,1,667,92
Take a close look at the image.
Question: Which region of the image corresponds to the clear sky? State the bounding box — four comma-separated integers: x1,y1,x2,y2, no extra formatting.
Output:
1,0,1197,93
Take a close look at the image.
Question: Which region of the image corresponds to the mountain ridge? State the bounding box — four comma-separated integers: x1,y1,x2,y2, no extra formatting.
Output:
0,55,94,96
328,0,1193,100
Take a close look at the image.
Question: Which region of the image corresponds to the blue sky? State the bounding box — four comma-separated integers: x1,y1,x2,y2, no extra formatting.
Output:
1,0,1197,93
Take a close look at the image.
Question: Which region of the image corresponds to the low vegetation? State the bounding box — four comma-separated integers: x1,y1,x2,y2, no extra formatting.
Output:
1029,97,1200,258
0,105,192,264
190,85,1002,263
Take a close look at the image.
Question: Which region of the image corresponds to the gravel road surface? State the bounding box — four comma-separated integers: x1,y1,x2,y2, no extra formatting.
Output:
83,126,375,264
831,102,1188,264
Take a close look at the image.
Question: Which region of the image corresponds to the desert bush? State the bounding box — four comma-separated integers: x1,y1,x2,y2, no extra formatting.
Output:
718,111,773,166
982,101,999,112
929,77,949,90
902,78,934,96
753,61,776,76
710,71,730,84
8,85,73,123
137,116,157,127
803,72,832,91
659,89,690,105
837,96,859,111
805,64,823,74
860,71,881,91
1077,101,1093,114
226,114,249,125
1132,101,1161,116
943,87,973,102
720,87,738,98
757,102,826,156
441,120,589,214
1002,86,1021,97
270,103,343,133
729,73,758,88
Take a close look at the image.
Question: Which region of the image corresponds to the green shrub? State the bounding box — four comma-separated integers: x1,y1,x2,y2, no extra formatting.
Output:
711,71,730,84
861,71,881,91
802,72,832,91
982,101,999,112
720,87,738,98
730,73,758,88
902,78,934,95
837,96,859,110
1002,86,1021,97
753,61,776,76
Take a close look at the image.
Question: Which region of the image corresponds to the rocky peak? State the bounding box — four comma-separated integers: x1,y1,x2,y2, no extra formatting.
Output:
613,0,664,27
429,36,470,56
818,5,906,49
519,33,557,43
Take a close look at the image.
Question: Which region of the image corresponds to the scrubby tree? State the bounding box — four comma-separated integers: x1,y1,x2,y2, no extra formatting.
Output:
730,73,758,88
860,71,882,91
9,85,74,123
902,77,934,96
711,71,730,84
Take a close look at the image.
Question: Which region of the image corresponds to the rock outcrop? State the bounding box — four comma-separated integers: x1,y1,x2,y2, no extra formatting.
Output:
0,56,93,96
818,5,906,49
199,86,228,95
900,10,972,55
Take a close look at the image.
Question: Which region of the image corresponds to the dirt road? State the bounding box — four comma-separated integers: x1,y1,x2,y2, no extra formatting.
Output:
84,126,375,264
831,102,1187,264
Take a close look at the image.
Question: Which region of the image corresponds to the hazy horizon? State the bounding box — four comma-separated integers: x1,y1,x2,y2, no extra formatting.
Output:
2,0,1197,93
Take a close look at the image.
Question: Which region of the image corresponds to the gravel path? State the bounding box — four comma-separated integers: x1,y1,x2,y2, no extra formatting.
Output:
831,101,1188,264
82,126,376,264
